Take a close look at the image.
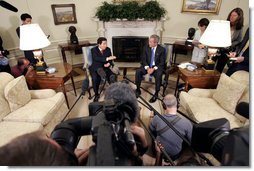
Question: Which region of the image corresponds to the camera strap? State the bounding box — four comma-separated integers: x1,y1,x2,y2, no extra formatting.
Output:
157,115,181,136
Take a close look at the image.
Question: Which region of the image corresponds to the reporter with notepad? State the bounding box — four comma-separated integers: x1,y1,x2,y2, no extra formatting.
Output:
226,28,249,76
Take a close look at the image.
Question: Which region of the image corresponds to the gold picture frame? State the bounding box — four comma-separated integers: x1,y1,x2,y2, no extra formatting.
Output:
181,0,222,14
51,4,77,25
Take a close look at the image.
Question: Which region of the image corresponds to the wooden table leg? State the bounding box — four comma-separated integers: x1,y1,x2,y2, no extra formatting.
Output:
174,73,180,96
61,84,70,109
70,75,77,96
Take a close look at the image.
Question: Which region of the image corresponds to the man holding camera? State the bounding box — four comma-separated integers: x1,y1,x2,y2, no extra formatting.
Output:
149,94,193,161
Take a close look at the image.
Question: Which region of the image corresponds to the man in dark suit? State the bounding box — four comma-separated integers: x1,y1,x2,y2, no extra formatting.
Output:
226,28,249,76
135,34,166,103
89,37,116,102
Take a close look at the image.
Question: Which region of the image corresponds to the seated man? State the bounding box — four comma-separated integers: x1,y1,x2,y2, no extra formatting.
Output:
11,58,34,78
135,34,166,103
226,27,249,76
89,37,117,102
149,94,193,161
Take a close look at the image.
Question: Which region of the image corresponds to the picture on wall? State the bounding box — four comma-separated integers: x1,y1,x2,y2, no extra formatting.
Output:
51,4,77,25
182,0,222,14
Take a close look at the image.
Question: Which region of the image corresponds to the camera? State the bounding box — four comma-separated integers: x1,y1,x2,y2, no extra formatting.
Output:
51,99,142,166
191,102,249,166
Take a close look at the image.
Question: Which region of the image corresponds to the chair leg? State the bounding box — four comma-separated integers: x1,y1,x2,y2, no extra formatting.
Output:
88,88,93,100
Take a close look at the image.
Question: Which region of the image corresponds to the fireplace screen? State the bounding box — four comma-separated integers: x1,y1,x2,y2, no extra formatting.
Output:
112,36,148,62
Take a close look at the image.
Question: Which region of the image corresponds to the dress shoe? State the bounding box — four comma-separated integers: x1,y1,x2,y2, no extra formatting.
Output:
135,89,141,98
149,96,157,103
94,95,100,102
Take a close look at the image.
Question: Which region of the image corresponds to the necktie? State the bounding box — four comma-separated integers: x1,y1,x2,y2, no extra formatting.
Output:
150,48,155,68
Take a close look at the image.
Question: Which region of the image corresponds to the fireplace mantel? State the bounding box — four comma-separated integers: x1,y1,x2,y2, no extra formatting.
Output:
94,18,166,49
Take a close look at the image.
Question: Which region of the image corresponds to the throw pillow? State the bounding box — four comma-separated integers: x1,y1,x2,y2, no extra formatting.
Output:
213,73,245,114
4,75,31,112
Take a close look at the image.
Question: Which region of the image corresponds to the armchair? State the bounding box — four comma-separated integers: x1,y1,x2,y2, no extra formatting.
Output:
179,71,249,128
0,72,68,146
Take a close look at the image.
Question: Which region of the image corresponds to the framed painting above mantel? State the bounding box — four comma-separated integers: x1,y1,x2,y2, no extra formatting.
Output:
181,0,222,14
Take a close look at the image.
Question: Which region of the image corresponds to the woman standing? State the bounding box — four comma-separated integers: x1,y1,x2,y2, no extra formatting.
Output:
191,18,210,64
215,8,244,73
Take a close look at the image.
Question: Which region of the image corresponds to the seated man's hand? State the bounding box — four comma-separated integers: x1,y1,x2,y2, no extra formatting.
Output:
147,68,155,75
104,63,110,67
107,56,116,61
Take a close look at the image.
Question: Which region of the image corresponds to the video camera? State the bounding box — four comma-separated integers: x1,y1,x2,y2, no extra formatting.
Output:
191,102,249,166
50,99,142,166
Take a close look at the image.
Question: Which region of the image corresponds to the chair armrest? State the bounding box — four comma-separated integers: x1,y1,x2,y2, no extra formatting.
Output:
188,88,216,98
29,89,56,99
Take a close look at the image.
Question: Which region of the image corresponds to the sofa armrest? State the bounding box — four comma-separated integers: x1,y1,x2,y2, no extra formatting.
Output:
188,88,216,98
29,89,56,99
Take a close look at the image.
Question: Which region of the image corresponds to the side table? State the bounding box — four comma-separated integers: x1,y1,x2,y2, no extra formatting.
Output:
58,41,97,63
174,67,221,96
25,63,77,108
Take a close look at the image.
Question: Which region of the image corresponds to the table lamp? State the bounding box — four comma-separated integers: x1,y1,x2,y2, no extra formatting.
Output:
199,20,231,70
20,23,51,72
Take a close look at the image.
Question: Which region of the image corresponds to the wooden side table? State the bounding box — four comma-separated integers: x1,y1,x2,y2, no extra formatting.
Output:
58,41,97,63
172,40,194,65
25,63,77,108
174,67,221,96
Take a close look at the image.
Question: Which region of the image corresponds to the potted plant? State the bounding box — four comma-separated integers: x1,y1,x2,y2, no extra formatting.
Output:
95,1,166,22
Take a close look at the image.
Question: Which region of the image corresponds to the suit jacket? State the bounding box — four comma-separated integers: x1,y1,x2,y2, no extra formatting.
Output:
89,46,113,72
234,28,249,68
141,44,166,71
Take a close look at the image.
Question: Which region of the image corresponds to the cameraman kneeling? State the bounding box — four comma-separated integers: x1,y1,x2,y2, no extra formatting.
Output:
88,82,148,166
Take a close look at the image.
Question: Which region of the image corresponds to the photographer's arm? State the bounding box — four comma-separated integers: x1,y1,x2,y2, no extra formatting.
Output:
130,125,148,156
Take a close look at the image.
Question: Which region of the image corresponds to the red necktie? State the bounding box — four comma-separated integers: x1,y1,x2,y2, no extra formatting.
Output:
101,50,104,55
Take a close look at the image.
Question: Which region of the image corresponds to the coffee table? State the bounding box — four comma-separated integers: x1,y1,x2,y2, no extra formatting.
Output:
174,67,221,96
25,63,76,108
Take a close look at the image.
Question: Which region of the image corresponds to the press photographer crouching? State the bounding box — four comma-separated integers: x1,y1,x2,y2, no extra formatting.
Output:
51,82,148,166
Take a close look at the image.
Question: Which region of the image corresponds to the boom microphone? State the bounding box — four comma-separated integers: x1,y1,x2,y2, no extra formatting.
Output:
0,1,18,12
81,78,89,95
236,102,249,119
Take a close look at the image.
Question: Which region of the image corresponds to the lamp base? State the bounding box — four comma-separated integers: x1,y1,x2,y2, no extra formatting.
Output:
203,59,215,70
35,61,48,72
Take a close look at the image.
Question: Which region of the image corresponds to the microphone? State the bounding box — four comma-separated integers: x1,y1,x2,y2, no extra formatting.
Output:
236,102,249,119
0,1,18,12
81,78,89,95
97,67,106,82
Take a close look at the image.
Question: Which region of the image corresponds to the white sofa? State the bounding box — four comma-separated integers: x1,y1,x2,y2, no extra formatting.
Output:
179,71,249,129
0,72,68,146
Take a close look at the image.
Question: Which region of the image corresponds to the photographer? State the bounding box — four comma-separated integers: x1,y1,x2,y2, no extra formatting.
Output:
0,131,80,166
11,58,34,78
149,94,193,161
86,82,148,165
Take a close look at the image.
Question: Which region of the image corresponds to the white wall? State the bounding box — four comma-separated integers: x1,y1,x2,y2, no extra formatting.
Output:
0,0,249,64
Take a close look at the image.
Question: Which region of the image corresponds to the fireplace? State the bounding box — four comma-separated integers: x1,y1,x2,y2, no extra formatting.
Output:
112,36,148,62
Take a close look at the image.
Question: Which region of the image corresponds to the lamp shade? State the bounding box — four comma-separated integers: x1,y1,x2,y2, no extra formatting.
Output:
20,23,50,50
199,20,231,48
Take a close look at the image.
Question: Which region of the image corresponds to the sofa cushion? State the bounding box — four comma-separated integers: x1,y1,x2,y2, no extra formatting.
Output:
0,121,43,147
4,76,31,112
212,73,245,114
3,92,65,126
0,72,14,120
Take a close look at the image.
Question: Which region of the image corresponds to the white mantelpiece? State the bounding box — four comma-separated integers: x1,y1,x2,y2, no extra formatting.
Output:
94,19,166,50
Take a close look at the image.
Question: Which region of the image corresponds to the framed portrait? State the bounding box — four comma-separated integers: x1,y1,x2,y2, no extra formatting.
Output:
181,0,222,14
51,4,77,25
